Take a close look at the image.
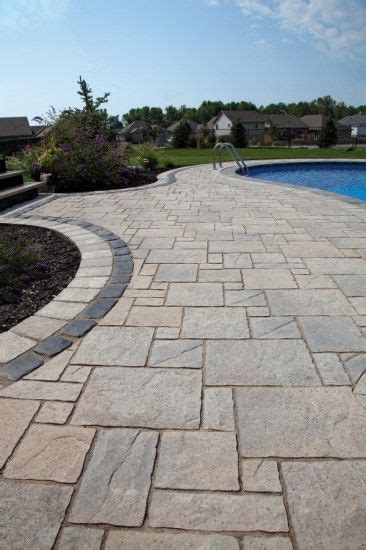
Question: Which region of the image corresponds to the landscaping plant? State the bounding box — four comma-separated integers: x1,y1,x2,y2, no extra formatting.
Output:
172,122,192,148
14,77,154,192
230,120,248,148
318,118,338,149
134,142,158,170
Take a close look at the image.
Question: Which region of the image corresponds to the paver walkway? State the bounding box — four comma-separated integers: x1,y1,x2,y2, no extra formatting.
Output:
1,163,366,549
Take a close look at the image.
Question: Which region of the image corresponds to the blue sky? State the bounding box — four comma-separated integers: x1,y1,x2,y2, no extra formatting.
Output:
0,0,365,120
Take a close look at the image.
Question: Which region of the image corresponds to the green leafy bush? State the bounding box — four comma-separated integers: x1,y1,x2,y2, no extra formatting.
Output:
164,158,176,169
6,146,41,181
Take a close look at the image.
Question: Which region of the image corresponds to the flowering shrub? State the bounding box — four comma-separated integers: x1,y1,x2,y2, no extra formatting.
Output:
0,231,49,305
11,77,156,192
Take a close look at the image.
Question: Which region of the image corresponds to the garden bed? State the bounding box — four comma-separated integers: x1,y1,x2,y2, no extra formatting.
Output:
0,224,80,333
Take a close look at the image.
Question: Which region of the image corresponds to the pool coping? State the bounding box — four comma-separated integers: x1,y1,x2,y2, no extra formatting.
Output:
221,158,366,206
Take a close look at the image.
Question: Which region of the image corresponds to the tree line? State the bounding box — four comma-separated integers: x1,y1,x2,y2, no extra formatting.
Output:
122,96,365,127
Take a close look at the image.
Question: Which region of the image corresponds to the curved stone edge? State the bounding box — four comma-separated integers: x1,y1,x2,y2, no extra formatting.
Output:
0,216,133,382
220,158,366,207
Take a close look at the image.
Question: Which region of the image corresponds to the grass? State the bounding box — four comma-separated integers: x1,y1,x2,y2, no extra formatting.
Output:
130,146,366,169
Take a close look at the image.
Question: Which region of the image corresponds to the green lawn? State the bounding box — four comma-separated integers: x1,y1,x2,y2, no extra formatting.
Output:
131,146,366,169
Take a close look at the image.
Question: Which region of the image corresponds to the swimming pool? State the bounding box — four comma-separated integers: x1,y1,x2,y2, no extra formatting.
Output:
248,162,366,201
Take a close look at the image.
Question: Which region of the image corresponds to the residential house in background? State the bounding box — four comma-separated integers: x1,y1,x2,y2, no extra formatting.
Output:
337,114,366,140
152,125,173,146
0,117,34,155
117,120,152,144
301,114,351,143
213,110,267,140
264,114,308,144
167,118,200,135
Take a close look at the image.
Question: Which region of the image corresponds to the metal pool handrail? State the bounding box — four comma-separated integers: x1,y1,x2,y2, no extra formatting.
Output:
213,142,249,175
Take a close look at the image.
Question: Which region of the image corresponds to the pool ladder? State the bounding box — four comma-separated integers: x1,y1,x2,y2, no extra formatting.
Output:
213,142,249,175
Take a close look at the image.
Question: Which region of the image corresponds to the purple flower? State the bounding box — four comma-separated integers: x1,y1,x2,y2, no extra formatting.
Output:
60,143,70,152
95,134,107,145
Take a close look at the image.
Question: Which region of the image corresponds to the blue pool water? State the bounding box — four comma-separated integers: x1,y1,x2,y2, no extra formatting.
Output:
248,162,366,201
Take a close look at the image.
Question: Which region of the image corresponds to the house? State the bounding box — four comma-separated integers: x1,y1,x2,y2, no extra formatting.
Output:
264,114,308,144
152,124,173,146
0,117,35,155
206,115,219,131
213,110,267,140
117,120,152,144
337,114,366,140
301,114,351,143
0,117,33,141
167,118,200,134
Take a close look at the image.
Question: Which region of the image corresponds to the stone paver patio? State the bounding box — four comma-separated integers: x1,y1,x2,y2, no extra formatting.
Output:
0,163,366,549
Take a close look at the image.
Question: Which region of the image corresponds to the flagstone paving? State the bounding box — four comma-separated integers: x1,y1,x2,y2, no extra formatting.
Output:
0,162,366,548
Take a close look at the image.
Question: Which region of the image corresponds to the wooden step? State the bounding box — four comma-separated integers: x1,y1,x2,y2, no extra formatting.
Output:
0,181,42,211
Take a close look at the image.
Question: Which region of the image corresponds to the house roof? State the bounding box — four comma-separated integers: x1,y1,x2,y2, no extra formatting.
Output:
167,118,199,132
206,115,220,130
266,114,307,129
120,120,151,134
31,125,51,137
301,114,325,130
338,114,366,126
0,117,33,138
301,114,350,130
220,110,267,124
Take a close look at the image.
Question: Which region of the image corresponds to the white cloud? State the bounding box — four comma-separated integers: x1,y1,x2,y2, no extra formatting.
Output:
0,0,70,30
211,0,366,58
254,38,267,46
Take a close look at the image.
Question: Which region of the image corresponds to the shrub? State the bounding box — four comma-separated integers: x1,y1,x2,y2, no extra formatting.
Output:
318,118,338,149
230,120,248,147
134,142,158,170
218,135,230,143
164,158,175,169
172,122,191,148
6,145,41,181
44,135,132,192
35,77,154,191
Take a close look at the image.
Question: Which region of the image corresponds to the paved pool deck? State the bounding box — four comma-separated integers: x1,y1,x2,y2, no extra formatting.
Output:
0,162,365,549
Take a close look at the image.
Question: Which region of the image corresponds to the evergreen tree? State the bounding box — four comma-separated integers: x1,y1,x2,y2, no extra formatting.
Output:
230,120,247,147
77,76,110,112
318,118,338,148
172,122,191,148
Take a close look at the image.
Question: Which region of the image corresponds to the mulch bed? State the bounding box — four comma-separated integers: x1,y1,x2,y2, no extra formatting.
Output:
0,224,80,333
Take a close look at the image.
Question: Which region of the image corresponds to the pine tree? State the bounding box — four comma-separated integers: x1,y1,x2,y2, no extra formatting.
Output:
230,120,248,147
77,76,110,112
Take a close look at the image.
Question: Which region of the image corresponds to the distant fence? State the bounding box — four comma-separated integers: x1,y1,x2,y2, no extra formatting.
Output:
0,137,39,156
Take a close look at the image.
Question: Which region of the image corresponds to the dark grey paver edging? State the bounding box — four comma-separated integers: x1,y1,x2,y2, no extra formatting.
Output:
0,215,134,382
221,159,366,207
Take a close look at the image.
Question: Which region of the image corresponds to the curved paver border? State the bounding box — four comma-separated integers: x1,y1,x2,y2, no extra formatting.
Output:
221,158,366,206
0,216,133,382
